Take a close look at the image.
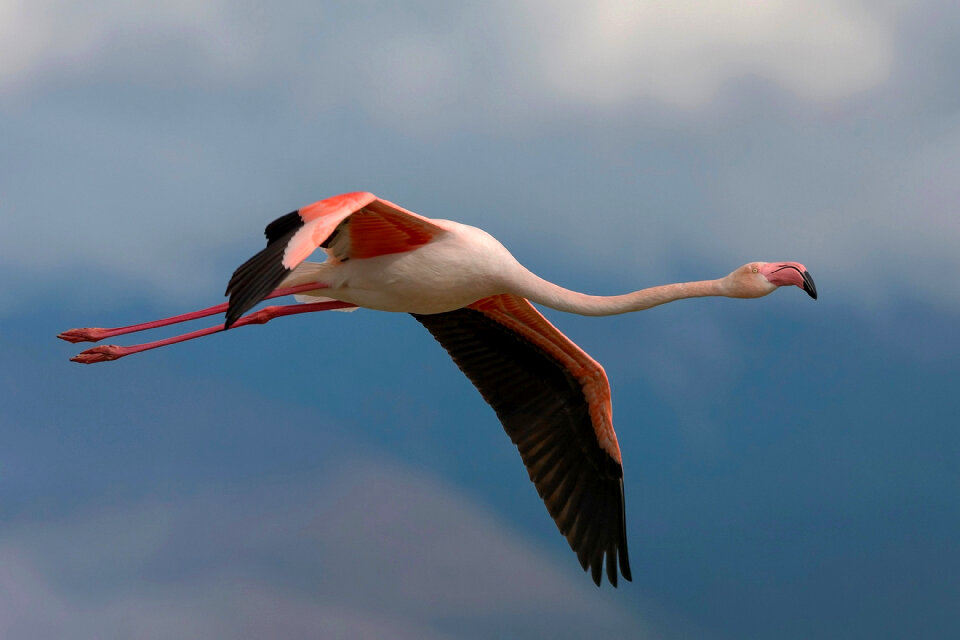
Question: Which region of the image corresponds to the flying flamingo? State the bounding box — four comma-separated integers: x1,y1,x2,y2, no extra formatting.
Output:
59,191,817,587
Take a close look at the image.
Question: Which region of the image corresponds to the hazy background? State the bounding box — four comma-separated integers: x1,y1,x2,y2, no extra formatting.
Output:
3,1,958,637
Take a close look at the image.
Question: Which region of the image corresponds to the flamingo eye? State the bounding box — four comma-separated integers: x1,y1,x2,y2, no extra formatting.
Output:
752,267,758,273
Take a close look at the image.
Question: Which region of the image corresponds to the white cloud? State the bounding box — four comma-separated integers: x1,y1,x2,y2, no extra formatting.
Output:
1,0,897,112
0,460,650,639
525,0,895,108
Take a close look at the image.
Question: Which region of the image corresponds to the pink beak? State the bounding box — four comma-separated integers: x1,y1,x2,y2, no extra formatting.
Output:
762,263,818,300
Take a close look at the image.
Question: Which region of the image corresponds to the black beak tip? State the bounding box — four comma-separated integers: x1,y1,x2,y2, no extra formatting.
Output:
801,271,818,300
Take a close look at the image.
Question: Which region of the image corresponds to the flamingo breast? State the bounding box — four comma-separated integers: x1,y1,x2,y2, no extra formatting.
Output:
324,223,520,314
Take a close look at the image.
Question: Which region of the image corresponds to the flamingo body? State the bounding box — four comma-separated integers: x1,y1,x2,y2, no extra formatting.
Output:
62,191,818,587
227,193,523,321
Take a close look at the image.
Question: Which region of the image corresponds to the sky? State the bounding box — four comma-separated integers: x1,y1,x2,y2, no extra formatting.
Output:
2,0,959,637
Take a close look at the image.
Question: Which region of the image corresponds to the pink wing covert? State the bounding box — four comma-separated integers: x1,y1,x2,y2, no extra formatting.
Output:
468,294,622,463
283,192,447,267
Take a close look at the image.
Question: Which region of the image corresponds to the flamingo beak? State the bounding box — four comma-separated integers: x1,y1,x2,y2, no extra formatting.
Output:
801,270,817,300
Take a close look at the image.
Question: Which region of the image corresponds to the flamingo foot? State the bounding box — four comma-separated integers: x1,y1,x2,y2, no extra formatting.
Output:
70,345,128,364
58,327,112,344
244,306,281,325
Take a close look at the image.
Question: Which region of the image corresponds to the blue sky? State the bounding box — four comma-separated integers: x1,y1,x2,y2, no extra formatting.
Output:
2,1,959,637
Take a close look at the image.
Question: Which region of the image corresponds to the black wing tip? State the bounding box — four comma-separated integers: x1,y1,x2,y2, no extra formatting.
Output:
588,476,632,587
618,533,633,582
586,549,631,588
264,210,303,244
618,477,632,583
606,546,618,587
224,211,302,327
223,302,246,329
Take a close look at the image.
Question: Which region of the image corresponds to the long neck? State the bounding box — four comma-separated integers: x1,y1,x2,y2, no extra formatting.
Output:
510,268,730,317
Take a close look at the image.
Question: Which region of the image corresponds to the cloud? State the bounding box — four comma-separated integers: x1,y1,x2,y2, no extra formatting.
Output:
524,0,896,108
2,1,897,115
0,459,650,639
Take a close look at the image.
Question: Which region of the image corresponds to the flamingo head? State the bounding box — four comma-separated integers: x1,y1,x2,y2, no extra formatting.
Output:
725,261,818,300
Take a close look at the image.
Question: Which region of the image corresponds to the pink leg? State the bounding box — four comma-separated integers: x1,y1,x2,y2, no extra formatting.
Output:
70,299,357,364
57,283,330,344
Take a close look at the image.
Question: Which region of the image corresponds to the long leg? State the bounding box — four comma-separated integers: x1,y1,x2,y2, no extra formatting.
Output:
69,299,357,364
58,282,328,344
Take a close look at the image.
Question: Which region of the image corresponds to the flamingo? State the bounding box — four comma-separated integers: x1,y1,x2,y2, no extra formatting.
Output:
59,191,817,587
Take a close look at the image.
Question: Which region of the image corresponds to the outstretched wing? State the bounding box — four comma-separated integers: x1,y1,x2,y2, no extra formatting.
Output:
413,294,631,587
224,192,447,327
